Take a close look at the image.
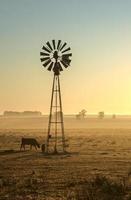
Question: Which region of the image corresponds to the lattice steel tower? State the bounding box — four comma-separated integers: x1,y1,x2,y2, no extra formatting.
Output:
40,40,72,153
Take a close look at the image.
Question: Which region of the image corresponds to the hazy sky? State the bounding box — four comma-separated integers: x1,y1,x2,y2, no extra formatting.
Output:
0,0,131,114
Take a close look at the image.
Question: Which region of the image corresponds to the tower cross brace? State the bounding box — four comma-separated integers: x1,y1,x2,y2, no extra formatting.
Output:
46,74,66,153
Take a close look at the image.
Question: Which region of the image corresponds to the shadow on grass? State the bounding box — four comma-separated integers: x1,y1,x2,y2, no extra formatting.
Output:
41,151,79,159
0,150,26,155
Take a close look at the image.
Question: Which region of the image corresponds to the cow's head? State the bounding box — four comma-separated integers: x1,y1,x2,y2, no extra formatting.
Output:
37,143,40,148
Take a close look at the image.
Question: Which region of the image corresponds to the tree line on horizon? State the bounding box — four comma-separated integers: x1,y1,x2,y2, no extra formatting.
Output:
3,111,42,116
76,110,116,119
1,110,116,119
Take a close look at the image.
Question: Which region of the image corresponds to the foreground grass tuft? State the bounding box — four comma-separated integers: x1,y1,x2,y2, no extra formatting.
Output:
0,173,131,200
66,175,131,200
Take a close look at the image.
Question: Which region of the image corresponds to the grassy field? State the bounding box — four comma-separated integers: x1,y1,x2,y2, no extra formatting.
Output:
0,116,131,199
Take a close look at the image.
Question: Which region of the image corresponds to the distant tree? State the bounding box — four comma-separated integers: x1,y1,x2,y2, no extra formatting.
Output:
80,109,87,118
76,109,87,119
98,111,104,119
112,114,116,119
76,113,81,119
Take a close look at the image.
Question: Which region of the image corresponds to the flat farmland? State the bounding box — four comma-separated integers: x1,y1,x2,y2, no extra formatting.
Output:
0,116,131,199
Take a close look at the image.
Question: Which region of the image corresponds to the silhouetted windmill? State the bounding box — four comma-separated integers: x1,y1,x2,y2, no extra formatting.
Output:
40,40,72,153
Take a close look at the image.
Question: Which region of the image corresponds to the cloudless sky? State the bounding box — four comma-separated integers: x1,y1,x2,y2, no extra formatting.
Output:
0,0,131,114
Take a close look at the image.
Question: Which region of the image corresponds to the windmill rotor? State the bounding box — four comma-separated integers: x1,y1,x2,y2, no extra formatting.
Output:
40,40,72,75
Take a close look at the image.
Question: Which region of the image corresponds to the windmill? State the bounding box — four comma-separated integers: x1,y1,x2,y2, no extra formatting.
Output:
40,40,72,153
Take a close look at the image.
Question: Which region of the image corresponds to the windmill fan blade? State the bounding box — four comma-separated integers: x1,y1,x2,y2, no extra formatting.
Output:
62,53,72,58
62,54,71,64
40,52,50,57
62,58,71,65
57,40,61,50
40,57,50,62
43,59,51,67
47,62,54,71
46,41,53,51
62,47,71,53
57,62,63,71
42,45,51,53
52,40,56,50
61,60,68,68
60,42,67,51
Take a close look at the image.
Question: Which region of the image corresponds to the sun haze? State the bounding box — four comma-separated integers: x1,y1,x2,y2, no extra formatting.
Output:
0,0,131,114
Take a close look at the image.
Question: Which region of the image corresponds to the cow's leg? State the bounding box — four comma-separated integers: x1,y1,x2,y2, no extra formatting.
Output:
21,144,25,151
30,145,32,150
20,143,23,151
35,145,37,150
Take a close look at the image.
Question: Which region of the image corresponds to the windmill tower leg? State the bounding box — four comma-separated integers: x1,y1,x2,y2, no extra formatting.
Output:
46,75,55,153
54,75,58,153
58,76,66,152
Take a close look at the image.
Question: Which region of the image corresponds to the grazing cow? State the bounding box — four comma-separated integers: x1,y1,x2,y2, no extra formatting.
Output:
20,138,40,151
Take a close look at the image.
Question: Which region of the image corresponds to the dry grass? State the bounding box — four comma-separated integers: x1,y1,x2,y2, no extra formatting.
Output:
1,117,131,199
